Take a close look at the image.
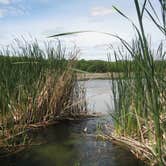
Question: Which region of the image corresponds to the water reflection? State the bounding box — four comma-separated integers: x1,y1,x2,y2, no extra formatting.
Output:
81,79,114,113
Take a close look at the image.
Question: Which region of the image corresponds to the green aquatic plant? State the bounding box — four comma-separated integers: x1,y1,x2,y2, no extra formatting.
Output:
48,0,165,165
0,40,87,154
110,0,166,165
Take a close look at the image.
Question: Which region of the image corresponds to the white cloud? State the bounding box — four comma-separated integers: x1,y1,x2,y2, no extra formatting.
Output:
9,6,27,16
0,5,27,18
0,0,26,18
91,7,114,16
0,0,11,4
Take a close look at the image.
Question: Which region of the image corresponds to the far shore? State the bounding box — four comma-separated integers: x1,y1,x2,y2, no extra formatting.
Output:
77,72,124,80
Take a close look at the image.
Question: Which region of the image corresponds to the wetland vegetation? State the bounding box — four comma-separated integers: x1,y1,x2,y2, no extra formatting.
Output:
50,0,166,165
0,41,87,156
0,0,165,166
108,0,166,165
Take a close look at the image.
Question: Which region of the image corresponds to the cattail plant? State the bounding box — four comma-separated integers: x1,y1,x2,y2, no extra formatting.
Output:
0,40,87,155
47,0,165,164
110,0,166,165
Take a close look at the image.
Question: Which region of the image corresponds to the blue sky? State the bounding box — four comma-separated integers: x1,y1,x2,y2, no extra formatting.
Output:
0,0,163,60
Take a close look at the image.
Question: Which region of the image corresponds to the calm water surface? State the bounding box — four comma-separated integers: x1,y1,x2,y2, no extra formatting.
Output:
0,80,145,166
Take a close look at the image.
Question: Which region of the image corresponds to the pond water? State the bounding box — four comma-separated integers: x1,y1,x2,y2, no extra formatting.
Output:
0,80,145,166
83,79,114,113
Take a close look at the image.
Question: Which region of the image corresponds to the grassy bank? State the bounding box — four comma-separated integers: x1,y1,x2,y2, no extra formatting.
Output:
0,41,87,156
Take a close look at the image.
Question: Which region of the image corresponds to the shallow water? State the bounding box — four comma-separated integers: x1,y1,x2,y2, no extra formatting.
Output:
83,79,114,113
0,80,145,166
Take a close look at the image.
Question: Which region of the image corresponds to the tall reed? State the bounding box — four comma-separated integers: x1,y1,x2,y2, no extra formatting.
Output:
47,0,165,164
110,0,166,165
0,40,86,154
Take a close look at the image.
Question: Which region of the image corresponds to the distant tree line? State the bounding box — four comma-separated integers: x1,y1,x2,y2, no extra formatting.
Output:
0,56,165,73
75,59,166,73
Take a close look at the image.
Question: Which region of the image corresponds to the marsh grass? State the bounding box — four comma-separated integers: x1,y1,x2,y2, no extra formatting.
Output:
110,0,166,165
48,0,165,165
0,40,87,155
